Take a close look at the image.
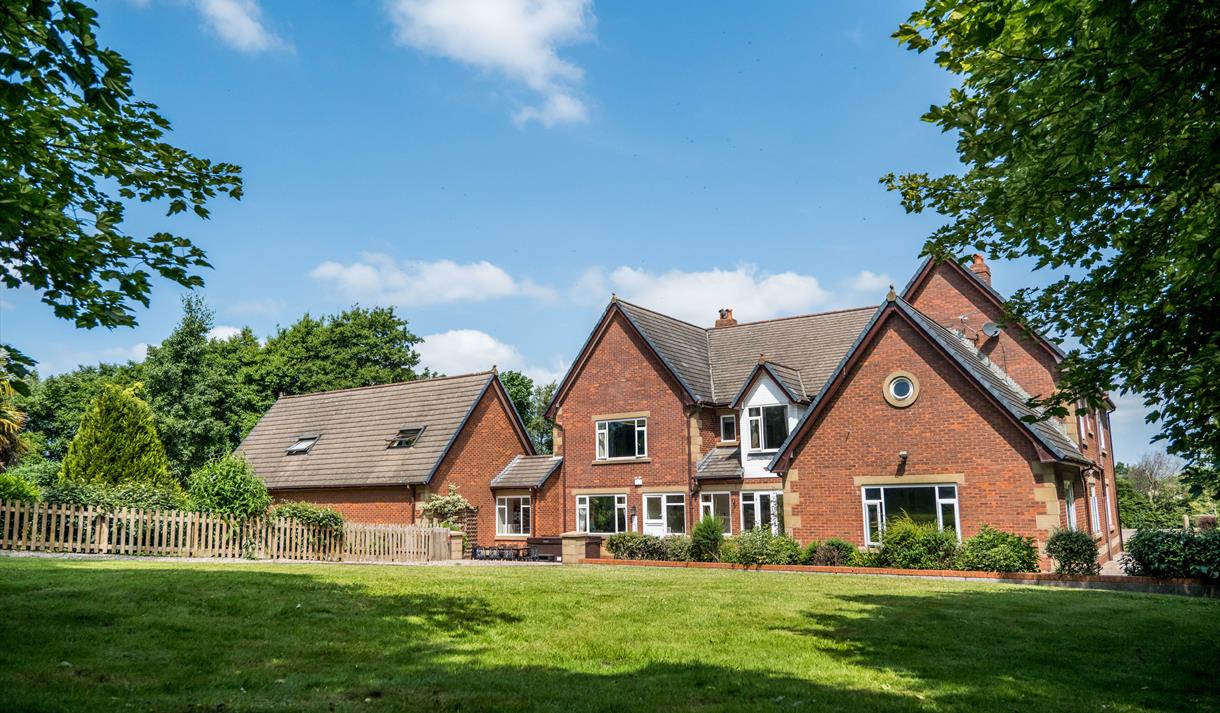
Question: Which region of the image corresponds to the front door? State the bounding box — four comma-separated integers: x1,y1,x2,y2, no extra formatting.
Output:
642,493,685,536
643,494,666,535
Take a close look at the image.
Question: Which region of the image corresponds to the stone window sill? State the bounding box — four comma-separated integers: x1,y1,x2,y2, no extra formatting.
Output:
591,458,652,466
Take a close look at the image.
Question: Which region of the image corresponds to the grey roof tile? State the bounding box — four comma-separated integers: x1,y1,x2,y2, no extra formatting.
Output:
491,455,563,488
695,446,743,480
236,372,495,489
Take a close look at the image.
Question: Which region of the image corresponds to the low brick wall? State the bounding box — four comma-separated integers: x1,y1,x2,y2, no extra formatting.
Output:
580,558,1219,598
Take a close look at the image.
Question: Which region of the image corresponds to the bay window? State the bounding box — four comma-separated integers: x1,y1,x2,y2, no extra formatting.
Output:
741,491,784,534
746,405,788,451
596,418,647,460
577,494,628,534
699,492,731,534
861,484,960,546
496,496,531,536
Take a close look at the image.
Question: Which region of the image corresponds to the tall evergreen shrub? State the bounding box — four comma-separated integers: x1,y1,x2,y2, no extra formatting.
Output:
60,384,173,488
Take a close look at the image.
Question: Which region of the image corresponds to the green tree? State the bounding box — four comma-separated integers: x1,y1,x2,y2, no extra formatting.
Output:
529,381,558,454
884,1,1220,486
143,296,232,481
208,326,272,442
0,1,242,388
19,361,144,460
258,306,425,397
60,384,173,488
499,370,534,424
0,378,26,469
186,454,270,520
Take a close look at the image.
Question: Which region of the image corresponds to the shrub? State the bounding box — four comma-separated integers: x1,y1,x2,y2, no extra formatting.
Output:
1045,528,1100,575
187,455,270,519
690,516,725,562
809,538,857,567
849,549,882,567
722,528,801,566
418,484,473,526
271,501,345,533
876,516,959,569
0,472,39,502
1122,528,1220,580
60,384,174,488
5,459,60,487
800,540,820,565
956,525,1039,573
661,536,692,562
39,478,186,511
605,532,667,560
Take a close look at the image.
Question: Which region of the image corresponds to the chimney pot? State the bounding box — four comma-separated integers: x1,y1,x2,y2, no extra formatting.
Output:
715,308,738,328
970,254,992,285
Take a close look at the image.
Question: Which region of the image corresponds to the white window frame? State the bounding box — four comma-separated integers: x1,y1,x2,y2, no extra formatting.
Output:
595,418,647,460
719,414,737,443
699,492,732,534
740,491,784,535
1096,411,1108,454
286,435,319,455
576,494,628,535
746,405,788,452
643,493,686,535
496,496,531,537
1104,482,1113,533
1076,402,1089,447
860,484,960,547
1064,481,1078,530
1088,482,1101,535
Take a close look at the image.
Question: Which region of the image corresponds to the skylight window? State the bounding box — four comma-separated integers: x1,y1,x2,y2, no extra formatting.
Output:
286,434,319,455
388,427,425,449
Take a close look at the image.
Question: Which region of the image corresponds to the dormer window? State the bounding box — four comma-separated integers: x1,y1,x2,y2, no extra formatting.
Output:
286,434,320,455
388,426,425,449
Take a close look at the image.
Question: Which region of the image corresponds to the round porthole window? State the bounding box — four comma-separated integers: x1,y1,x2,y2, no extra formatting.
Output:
883,371,919,408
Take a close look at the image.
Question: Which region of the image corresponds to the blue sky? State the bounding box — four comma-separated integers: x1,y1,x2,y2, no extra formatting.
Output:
2,0,1156,462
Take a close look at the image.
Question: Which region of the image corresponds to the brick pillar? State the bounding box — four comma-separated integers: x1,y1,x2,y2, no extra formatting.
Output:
448,531,464,560
561,532,602,563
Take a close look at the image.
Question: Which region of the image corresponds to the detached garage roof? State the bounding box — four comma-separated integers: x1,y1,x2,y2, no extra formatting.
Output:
237,371,529,490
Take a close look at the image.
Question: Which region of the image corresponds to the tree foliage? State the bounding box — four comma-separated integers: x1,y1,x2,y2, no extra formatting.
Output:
0,378,26,469
18,361,144,460
885,1,1220,481
0,0,241,384
186,454,270,520
60,383,174,488
497,370,557,454
1115,453,1194,528
143,296,232,481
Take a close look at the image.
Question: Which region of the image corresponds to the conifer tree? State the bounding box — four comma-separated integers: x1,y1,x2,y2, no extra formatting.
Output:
60,384,173,487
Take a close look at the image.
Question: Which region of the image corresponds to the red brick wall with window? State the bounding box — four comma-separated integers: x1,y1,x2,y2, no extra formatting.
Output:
427,385,534,547
785,315,1053,553
553,312,694,533
270,486,415,524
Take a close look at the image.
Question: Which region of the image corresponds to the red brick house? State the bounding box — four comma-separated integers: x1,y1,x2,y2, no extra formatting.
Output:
542,256,1122,568
237,371,563,548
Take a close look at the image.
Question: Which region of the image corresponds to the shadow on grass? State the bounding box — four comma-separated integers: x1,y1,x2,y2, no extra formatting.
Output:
1,561,1215,712
778,588,1215,712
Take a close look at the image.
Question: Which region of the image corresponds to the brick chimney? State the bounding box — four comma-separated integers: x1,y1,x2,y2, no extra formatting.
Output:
969,254,992,285
715,308,738,327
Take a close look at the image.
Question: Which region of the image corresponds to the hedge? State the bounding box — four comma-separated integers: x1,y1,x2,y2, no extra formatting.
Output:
1122,528,1220,580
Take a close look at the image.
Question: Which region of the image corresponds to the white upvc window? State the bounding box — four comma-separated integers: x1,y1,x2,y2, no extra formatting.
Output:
861,484,960,547
595,418,647,460
576,494,628,534
699,492,731,534
496,496,531,536
643,493,686,535
1064,481,1078,530
1096,411,1108,454
746,405,788,451
719,414,737,443
1104,482,1113,533
1076,401,1089,446
1088,483,1101,534
741,491,784,534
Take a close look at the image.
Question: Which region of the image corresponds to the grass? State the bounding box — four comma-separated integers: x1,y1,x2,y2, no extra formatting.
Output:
0,559,1216,712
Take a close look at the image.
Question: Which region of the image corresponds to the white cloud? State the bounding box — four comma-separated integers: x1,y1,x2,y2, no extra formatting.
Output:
0,299,13,310
311,254,556,306
207,325,242,341
195,0,291,53
228,297,285,318
37,343,149,376
418,329,566,384
386,0,595,126
575,265,832,326
850,270,893,294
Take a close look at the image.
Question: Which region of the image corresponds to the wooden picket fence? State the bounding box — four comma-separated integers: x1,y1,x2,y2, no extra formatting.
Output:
0,500,453,563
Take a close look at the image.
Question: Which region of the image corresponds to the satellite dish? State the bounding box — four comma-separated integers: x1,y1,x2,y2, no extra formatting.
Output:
981,321,1001,338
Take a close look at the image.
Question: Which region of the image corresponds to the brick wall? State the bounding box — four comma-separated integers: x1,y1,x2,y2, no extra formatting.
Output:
786,314,1054,555
427,384,533,547
553,311,695,532
270,486,415,524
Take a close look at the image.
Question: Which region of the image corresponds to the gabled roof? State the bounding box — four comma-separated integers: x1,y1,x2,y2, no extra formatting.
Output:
546,298,875,416
768,298,1090,473
729,359,807,408
491,455,563,488
237,371,534,490
902,256,1067,361
695,446,743,480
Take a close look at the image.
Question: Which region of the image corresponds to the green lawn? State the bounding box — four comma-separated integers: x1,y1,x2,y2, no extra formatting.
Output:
0,559,1215,712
